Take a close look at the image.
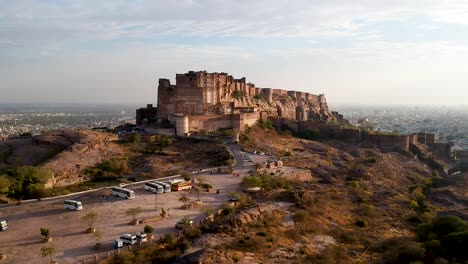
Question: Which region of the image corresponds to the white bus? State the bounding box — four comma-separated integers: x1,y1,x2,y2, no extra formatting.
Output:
64,200,83,210
154,181,171,193
144,182,164,194
112,187,135,199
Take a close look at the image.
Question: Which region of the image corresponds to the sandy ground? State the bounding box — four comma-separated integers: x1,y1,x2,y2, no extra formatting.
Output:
0,148,295,264
0,170,248,264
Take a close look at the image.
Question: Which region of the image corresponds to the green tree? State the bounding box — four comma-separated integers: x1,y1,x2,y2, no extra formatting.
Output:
92,230,102,245
160,208,168,219
417,215,468,262
85,158,128,180
162,233,174,245
205,207,215,217
144,225,154,234
126,207,142,222
0,175,10,195
442,231,468,260
128,133,141,144
179,194,190,208
40,245,56,263
241,174,264,189
40,228,50,239
81,211,98,232
6,166,53,199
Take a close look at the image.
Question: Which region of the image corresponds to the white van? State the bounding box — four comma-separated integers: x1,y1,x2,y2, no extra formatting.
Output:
135,232,147,243
64,200,83,210
0,220,7,231
120,233,137,245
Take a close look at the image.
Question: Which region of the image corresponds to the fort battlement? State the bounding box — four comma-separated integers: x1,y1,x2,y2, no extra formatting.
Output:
137,70,338,135
156,71,327,116
137,71,337,133
270,117,447,154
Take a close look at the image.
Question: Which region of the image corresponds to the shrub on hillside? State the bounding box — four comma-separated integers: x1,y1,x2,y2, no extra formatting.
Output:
241,172,291,191
85,158,128,181
416,215,468,262
128,133,141,144
355,220,368,228
257,119,273,129
1,166,53,199
382,240,426,264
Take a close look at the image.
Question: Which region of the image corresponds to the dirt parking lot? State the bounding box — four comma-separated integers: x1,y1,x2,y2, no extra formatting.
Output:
0,172,244,264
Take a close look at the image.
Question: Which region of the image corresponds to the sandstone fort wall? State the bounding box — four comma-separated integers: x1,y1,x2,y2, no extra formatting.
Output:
270,117,440,153
138,71,337,136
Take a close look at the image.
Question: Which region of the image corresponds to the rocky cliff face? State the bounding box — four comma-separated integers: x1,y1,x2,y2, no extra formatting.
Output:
39,130,121,186
234,92,337,123
0,130,122,187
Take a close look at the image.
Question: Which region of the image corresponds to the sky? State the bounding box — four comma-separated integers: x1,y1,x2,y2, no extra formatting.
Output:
1,0,468,106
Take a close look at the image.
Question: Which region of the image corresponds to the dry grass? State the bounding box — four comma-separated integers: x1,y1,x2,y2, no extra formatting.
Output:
233,125,435,262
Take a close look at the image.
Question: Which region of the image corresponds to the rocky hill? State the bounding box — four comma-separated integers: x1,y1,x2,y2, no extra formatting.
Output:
0,130,124,186
177,126,465,263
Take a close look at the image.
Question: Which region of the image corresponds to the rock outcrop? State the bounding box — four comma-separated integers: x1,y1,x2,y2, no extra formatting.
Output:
0,130,122,186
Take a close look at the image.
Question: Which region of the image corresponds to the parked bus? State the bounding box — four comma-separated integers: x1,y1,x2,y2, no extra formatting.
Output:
144,182,164,194
64,199,83,210
171,181,192,191
112,187,135,199
153,181,171,193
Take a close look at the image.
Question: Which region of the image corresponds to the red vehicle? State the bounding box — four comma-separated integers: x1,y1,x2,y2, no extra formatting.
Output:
171,181,192,191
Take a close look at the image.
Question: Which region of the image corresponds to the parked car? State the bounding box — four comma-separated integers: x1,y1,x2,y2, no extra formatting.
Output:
175,218,193,229
0,220,7,231
135,232,147,243
119,233,137,245
228,193,240,202
113,239,123,249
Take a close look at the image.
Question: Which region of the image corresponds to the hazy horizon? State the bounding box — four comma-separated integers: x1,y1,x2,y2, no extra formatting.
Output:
1,101,467,110
2,1,468,105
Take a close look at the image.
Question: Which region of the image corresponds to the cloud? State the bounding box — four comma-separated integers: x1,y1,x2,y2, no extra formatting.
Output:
0,0,459,43
1,0,468,53
1,1,468,105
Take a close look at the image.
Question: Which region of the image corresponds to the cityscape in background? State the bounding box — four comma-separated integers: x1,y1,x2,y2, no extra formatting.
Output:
2,103,467,151
334,104,468,150
0,103,137,139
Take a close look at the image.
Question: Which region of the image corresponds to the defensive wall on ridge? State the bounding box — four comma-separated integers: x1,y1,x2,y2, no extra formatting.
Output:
270,117,441,153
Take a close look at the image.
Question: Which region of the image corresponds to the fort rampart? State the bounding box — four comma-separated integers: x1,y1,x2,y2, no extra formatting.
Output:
137,71,337,135
270,117,444,153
